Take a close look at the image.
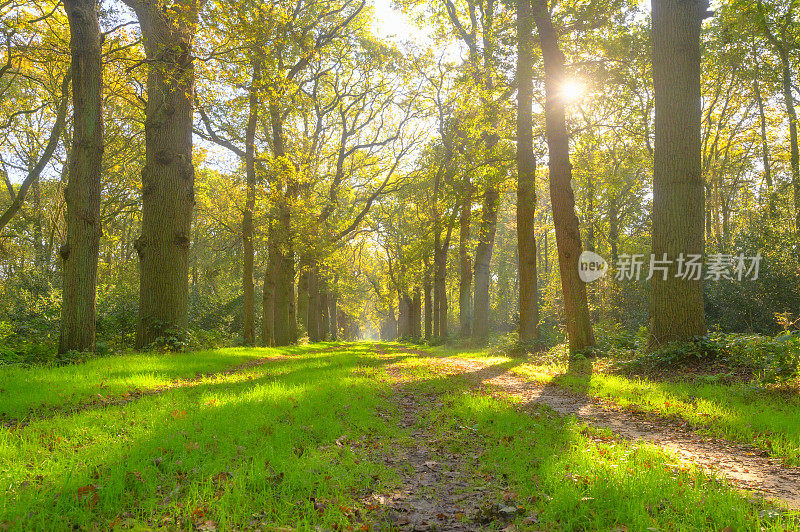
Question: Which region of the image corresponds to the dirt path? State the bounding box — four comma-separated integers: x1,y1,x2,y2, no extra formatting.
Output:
414,354,800,511
365,362,526,531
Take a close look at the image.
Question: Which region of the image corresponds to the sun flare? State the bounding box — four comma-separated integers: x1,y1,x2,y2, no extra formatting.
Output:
561,79,585,102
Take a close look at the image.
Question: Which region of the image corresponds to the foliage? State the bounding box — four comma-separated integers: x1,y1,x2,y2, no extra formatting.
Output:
625,331,800,386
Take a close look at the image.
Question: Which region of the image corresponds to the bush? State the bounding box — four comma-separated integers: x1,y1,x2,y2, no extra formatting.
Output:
624,332,800,385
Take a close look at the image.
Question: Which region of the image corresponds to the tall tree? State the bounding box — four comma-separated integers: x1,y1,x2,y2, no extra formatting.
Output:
123,0,201,348
754,0,799,236
59,0,103,353
242,56,261,346
516,0,538,343
532,0,595,352
648,0,708,346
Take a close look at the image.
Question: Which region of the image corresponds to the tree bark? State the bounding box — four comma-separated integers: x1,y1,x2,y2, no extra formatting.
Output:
59,0,103,354
779,50,800,236
125,0,199,348
242,56,261,346
261,227,279,346
320,279,330,341
424,256,433,340
329,280,338,340
415,293,420,340
471,186,499,345
753,78,773,209
516,0,539,343
307,263,321,342
458,177,473,338
648,0,707,346
269,103,297,346
532,0,595,352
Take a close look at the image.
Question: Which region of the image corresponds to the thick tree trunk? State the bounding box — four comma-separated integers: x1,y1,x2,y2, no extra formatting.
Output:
242,57,260,346
329,282,338,340
297,263,309,336
261,228,279,346
398,292,410,338
320,279,330,341
269,103,297,346
458,179,473,338
532,0,595,352
307,263,321,342
59,0,103,354
472,187,499,345
648,0,707,346
127,0,198,348
516,0,539,343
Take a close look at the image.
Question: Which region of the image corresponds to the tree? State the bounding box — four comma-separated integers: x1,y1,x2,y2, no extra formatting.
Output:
122,0,202,348
58,0,103,354
532,0,594,352
648,0,708,346
516,0,538,343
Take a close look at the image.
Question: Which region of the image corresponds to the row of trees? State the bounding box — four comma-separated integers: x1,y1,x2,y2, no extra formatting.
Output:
1,0,798,357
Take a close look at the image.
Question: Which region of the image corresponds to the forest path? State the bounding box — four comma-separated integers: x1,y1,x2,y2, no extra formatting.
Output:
386,347,800,512
365,349,525,531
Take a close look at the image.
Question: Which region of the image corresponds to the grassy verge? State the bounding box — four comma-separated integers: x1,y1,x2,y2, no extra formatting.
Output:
427,343,800,465
0,344,400,530
0,344,349,422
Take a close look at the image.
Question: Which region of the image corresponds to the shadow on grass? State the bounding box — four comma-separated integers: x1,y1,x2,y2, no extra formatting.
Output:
1,346,412,530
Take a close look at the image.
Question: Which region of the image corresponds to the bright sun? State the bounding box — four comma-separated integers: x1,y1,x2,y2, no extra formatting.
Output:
561,79,585,102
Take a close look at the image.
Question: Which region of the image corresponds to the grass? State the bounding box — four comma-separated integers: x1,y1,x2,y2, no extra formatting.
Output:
427,343,800,465
0,342,797,530
394,355,798,530
0,347,283,421
0,344,402,530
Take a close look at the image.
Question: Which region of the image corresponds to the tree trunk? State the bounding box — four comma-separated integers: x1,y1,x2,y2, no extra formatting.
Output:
320,279,330,341
242,56,261,346
434,242,448,340
307,263,321,342
261,227,279,346
412,288,421,341
424,257,433,340
269,103,296,346
297,262,309,337
59,0,103,354
329,281,338,340
608,194,619,264
458,179,473,339
753,78,773,210
648,0,707,346
472,187,499,345
127,0,198,348
516,0,539,343
532,0,595,352
778,50,800,237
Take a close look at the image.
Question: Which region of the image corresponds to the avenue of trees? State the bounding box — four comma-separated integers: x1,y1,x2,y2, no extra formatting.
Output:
1,0,799,361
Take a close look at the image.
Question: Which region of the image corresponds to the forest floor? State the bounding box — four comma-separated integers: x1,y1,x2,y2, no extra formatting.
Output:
1,342,799,531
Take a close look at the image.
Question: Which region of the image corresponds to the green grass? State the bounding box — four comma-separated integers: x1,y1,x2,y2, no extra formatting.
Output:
400,357,797,530
0,342,796,530
0,347,283,421
0,343,401,530
427,343,800,465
